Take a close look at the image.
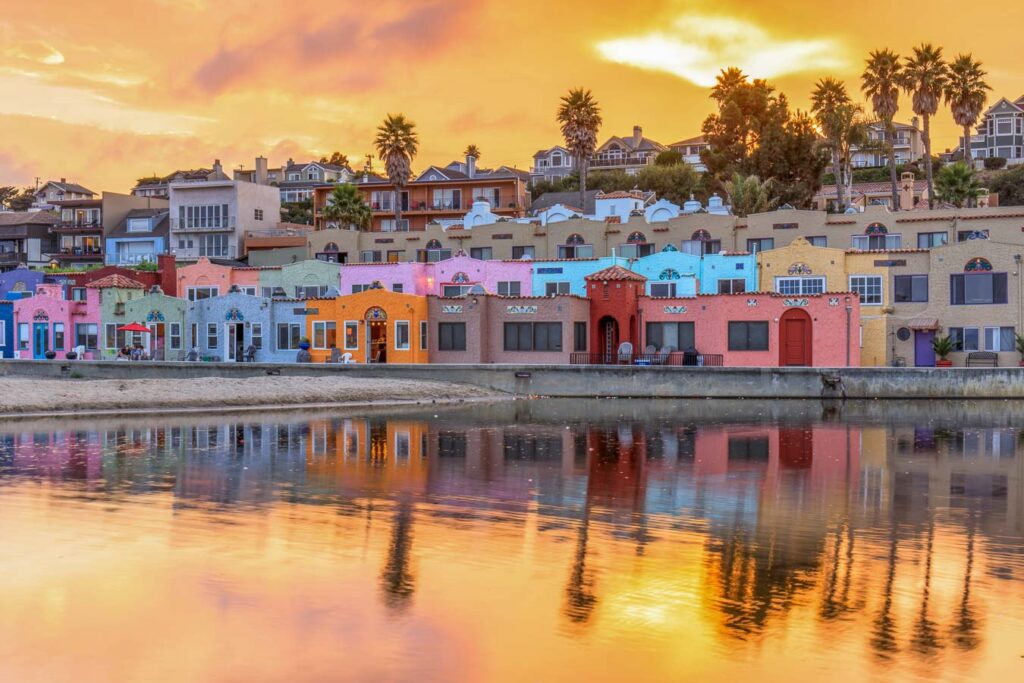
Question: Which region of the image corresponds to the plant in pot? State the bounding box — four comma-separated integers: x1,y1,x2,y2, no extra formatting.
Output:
44,350,57,360
299,336,311,351
932,335,954,367
1016,333,1024,367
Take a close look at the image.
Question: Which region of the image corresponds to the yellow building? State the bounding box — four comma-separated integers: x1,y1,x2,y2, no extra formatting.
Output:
304,288,430,364
758,237,929,366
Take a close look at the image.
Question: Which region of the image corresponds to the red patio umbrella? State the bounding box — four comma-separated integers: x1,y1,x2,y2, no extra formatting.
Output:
117,323,152,333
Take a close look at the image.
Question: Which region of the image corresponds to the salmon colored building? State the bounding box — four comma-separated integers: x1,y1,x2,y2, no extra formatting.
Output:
304,288,429,363
176,257,261,300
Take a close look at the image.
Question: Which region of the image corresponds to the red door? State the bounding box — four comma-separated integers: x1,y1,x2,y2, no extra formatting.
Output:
779,309,812,366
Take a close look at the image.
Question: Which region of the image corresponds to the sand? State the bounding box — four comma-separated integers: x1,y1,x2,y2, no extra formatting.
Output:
0,376,503,416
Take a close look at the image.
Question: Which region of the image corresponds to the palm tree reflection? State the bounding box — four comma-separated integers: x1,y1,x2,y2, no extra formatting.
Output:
952,509,980,650
380,499,416,613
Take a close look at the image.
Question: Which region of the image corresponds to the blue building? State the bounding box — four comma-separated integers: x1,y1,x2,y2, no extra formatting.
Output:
104,209,169,267
0,266,46,300
0,301,12,359
186,289,312,363
530,257,628,297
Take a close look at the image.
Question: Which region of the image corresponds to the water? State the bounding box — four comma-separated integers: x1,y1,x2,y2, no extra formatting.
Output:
1,399,1022,682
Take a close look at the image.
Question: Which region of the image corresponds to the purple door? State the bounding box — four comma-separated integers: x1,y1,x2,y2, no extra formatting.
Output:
914,331,936,367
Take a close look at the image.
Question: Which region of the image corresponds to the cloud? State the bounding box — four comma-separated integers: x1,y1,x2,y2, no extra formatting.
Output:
2,40,64,65
595,15,849,87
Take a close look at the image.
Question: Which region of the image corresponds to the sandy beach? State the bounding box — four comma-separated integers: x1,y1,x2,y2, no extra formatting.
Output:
0,376,504,416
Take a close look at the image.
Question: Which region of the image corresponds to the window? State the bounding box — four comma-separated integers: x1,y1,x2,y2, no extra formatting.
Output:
728,436,770,461
190,323,197,349
420,321,428,350
170,323,183,350
360,250,382,263
71,287,86,301
206,323,218,349
417,248,452,263
392,284,404,293
574,322,587,352
395,321,410,350
277,323,302,350
950,273,1008,305
718,279,746,294
178,203,230,229
380,219,410,232
852,234,901,250
387,250,405,263
650,282,677,297
894,275,928,302
239,287,257,296
439,322,466,351
746,238,775,253
126,218,151,233
646,322,695,351
187,287,219,301
917,231,948,248
984,326,1015,352
442,285,471,297
313,321,336,349
0,320,4,347
53,323,65,350
75,323,98,350
949,327,980,352
497,281,521,297
775,276,825,295
557,244,593,259
254,208,264,221
504,322,562,351
344,321,358,350
295,285,328,299
849,275,883,305
17,323,28,350
470,247,492,260
728,322,769,351
680,239,721,256
352,284,372,294
512,246,535,260
806,236,827,247
957,229,990,242
619,242,655,258
545,281,570,296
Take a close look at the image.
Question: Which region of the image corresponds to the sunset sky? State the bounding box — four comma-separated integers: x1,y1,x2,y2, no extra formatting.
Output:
2,0,1023,193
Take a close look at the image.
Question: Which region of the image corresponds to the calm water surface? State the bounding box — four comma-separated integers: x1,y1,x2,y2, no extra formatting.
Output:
1,399,1022,682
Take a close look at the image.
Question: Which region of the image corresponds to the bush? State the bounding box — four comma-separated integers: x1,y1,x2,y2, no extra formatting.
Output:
988,165,1024,206
984,156,1007,170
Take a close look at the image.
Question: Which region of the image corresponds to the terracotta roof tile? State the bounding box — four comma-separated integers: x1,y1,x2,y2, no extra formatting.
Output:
86,274,146,289
584,265,647,282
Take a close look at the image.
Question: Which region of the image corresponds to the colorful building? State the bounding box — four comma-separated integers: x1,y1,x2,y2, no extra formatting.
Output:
176,257,260,300
304,288,429,364
187,290,277,362
0,301,13,359
12,283,101,359
89,274,149,359
0,266,48,300
122,286,189,360
257,259,340,299
339,261,431,295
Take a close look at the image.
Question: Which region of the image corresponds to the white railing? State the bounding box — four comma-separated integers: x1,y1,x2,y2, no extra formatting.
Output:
110,253,158,266
170,217,236,231
171,245,238,260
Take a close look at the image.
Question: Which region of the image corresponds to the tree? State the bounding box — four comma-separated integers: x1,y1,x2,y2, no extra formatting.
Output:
811,78,854,211
654,149,683,166
374,114,419,227
635,164,701,206
557,88,603,213
463,144,481,160
319,152,350,168
989,165,1024,205
934,162,984,207
901,44,948,208
944,53,990,196
0,186,19,210
134,175,163,186
321,183,371,230
281,199,313,225
862,48,903,209
7,187,34,211
724,173,776,217
754,111,829,208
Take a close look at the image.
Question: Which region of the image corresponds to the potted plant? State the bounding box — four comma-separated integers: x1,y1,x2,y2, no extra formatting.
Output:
1016,333,1024,367
65,350,77,360
932,335,954,367
44,350,57,360
298,336,311,351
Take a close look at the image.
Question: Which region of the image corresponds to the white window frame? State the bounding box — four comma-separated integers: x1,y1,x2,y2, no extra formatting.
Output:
0,320,5,347
250,322,262,350
207,322,218,349
419,320,428,350
187,286,219,301
344,321,359,350
650,282,677,297
775,276,825,295
313,321,336,350
545,281,570,296
169,323,182,351
497,281,521,297
395,321,410,351
849,275,883,305
984,326,1015,352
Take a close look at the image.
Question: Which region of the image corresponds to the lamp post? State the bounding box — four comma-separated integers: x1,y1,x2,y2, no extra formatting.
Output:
845,296,852,367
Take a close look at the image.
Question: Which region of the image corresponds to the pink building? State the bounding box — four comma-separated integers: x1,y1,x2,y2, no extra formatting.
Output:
338,255,533,297
176,257,262,301
13,283,102,359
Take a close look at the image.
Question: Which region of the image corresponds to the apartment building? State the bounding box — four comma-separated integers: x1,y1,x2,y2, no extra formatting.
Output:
850,120,924,168
132,168,214,199
104,209,170,267
169,160,281,261
312,153,529,233
0,212,59,270
966,95,1024,166
46,191,169,268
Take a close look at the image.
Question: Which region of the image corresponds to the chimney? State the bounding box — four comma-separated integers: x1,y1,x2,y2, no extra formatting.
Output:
60,177,66,184
632,126,642,148
212,159,223,177
157,253,177,296
255,156,268,185
466,153,476,179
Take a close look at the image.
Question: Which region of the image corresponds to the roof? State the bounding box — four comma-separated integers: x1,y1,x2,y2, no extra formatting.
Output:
86,274,147,289
533,145,570,158
907,317,939,331
598,132,667,154
816,179,927,199
106,209,170,238
584,265,647,282
40,180,95,196
597,191,644,200
668,135,707,147
531,190,601,214
0,211,60,227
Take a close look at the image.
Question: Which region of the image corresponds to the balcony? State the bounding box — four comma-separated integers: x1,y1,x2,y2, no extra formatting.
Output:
51,247,104,262
170,217,236,232
0,251,27,265
110,252,158,266
589,155,654,169
52,221,103,234
171,245,238,260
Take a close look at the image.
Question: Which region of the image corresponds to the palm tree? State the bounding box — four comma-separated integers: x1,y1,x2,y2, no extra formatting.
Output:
811,78,853,212
373,114,419,227
945,54,990,189
901,44,948,209
463,144,481,160
724,172,776,217
321,183,371,230
557,88,603,212
862,49,903,209
934,162,984,207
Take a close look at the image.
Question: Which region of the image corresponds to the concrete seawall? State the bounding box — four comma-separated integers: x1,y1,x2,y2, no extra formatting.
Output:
3,360,1024,399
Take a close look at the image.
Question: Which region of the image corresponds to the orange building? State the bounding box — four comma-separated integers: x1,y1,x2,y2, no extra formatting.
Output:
305,288,429,363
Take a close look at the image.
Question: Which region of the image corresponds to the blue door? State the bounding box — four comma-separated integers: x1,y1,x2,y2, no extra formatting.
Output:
33,323,49,359
914,331,936,367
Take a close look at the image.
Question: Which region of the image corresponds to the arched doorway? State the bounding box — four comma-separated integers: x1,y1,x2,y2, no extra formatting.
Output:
365,307,387,363
779,308,812,366
598,316,619,362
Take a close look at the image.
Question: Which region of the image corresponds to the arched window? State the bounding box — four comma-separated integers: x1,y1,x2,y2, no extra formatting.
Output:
451,272,470,283
865,222,888,235
365,306,387,321
323,242,339,252
565,233,585,246
691,229,711,242
627,231,648,244
965,257,993,272
426,239,443,249
658,268,681,281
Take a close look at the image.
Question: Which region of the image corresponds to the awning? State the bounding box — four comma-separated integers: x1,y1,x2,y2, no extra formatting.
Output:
907,317,939,331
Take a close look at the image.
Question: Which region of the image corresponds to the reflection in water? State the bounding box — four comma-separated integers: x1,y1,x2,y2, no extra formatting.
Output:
1,400,1023,682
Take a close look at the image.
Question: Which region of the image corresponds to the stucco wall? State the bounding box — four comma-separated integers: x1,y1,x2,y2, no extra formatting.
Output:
177,258,261,297
433,255,531,295
339,262,430,295
258,260,340,298
12,284,101,359
304,289,429,364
